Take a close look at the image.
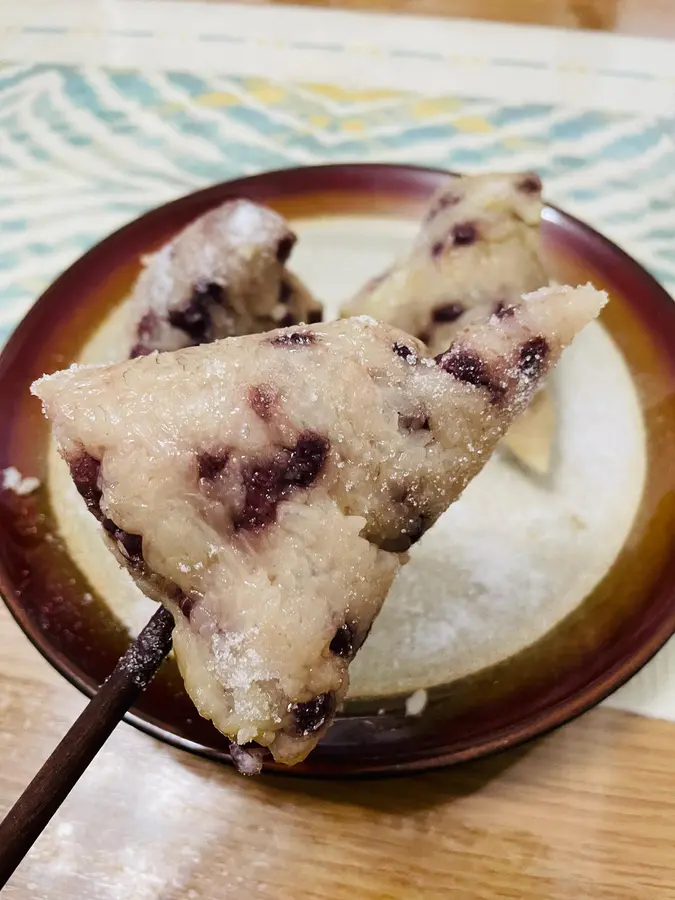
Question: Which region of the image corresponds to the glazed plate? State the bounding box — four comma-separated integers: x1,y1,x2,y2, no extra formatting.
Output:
1,164,675,777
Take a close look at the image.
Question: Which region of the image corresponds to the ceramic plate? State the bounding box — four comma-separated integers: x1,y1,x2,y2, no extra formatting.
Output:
2,164,675,776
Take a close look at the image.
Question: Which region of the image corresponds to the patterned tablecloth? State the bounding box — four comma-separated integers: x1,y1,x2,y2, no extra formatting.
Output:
2,0,675,718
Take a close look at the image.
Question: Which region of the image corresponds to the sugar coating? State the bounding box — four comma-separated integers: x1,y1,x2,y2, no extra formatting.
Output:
128,199,322,356
2,466,40,496
405,688,428,716
341,172,548,355
33,283,606,767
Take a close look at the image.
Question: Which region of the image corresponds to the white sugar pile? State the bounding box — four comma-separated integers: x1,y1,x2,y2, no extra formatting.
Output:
2,466,40,496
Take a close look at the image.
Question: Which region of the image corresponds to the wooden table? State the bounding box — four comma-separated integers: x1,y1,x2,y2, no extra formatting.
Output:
3,2,675,897
3,596,674,899
238,0,675,38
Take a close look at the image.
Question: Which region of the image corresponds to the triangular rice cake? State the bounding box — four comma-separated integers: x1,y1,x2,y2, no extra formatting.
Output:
341,172,548,356
129,199,321,358
342,172,558,477
33,283,606,770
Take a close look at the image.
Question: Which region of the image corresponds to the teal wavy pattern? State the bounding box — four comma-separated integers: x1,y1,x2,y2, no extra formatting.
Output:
1,62,674,345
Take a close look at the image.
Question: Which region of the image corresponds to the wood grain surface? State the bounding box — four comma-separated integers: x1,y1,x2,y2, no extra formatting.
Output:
230,0,675,38
0,607,174,888
2,592,675,898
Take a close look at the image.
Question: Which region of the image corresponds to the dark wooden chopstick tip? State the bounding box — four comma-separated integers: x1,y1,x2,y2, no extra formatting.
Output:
113,605,175,690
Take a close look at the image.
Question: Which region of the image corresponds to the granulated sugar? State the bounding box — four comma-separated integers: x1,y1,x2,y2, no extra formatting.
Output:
350,320,645,696
19,749,214,900
405,689,428,716
2,465,40,496
46,315,645,705
224,199,278,245
44,217,646,707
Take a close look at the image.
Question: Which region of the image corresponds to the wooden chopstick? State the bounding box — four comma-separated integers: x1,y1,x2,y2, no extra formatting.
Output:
0,605,175,889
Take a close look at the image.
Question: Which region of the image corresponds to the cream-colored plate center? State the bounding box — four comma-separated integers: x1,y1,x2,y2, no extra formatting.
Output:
47,214,647,699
